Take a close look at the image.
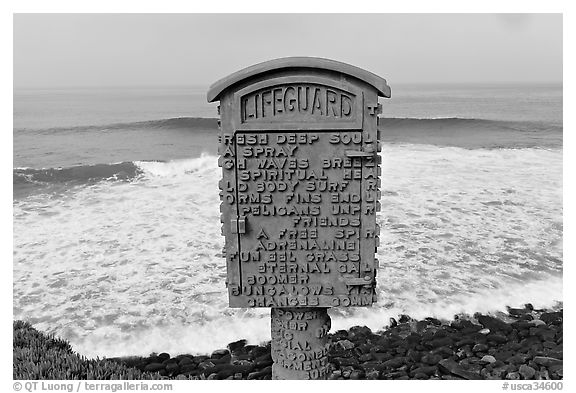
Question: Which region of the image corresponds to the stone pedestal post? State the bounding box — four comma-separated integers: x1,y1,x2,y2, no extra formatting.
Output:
270,307,331,380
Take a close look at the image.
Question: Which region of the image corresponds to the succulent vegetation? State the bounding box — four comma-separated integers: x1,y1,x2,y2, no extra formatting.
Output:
13,321,161,380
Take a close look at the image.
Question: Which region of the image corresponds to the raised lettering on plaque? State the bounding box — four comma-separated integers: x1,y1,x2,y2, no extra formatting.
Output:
208,57,391,309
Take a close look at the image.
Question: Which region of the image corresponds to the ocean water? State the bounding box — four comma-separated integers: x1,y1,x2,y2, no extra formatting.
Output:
13,84,563,358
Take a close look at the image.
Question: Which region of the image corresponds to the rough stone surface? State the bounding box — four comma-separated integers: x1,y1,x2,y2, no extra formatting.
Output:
518,365,536,379
107,308,562,380
481,355,497,364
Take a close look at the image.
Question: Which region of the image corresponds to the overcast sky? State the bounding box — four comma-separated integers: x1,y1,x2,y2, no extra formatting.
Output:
13,13,562,88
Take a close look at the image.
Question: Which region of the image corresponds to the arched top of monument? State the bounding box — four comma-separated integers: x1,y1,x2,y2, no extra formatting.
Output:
206,57,391,103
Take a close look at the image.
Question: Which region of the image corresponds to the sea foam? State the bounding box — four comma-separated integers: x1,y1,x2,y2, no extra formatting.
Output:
13,146,563,358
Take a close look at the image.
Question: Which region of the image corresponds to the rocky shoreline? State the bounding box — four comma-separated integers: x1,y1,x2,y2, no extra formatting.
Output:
109,305,562,380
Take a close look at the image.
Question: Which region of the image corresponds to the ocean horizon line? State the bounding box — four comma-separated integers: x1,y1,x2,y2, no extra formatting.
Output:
13,81,564,92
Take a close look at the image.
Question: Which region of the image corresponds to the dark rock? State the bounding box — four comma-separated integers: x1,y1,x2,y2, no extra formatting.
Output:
249,345,269,359
382,356,407,369
200,363,253,378
398,314,411,323
442,375,465,380
506,372,521,380
460,357,482,367
355,343,373,354
530,327,556,341
372,352,393,362
426,317,442,326
395,347,407,356
209,353,232,364
438,359,483,380
507,306,531,317
533,356,562,367
335,339,355,350
232,352,253,361
158,352,171,361
511,320,533,330
198,360,216,370
349,325,372,340
505,353,531,364
432,346,454,357
421,353,443,365
254,353,273,368
359,361,383,372
546,350,563,360
233,359,252,367
165,362,179,375
461,323,485,335
333,357,359,367
178,357,194,367
144,363,165,372
407,349,422,362
456,337,476,347
482,366,509,380
179,363,198,375
518,364,536,379
382,371,408,379
349,370,365,379
211,349,230,359
548,364,563,379
520,335,542,349
406,333,421,347
487,334,508,344
452,319,476,331
227,339,247,353
416,320,428,332
410,366,437,377
493,360,506,368
466,363,484,375
162,358,177,366
365,369,380,379
341,367,353,379
542,341,557,349
370,344,388,353
540,312,562,325
414,372,429,379
517,314,534,321
247,365,272,380
477,315,513,334
332,329,349,341
473,343,489,353
427,337,453,348
358,353,373,362
451,319,466,330
535,369,551,380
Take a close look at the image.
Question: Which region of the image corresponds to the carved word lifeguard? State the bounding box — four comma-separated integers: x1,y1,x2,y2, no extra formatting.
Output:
242,84,354,122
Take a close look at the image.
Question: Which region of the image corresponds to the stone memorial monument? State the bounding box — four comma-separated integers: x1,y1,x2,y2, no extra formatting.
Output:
207,57,391,379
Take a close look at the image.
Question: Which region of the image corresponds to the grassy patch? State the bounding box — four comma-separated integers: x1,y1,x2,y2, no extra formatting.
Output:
13,321,161,380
